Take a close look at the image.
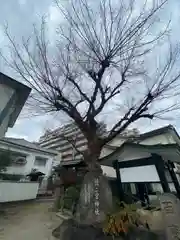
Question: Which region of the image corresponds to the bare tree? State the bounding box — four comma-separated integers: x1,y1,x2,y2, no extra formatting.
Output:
2,0,180,170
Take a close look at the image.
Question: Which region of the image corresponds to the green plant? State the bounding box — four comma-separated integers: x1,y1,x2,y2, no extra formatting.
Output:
112,197,123,212
0,151,12,172
59,185,80,211
0,173,24,181
103,202,149,237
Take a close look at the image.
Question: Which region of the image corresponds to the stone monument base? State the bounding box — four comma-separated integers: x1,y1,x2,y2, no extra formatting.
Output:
52,219,165,240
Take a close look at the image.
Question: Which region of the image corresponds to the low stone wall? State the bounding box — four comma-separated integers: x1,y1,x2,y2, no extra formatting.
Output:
0,180,39,202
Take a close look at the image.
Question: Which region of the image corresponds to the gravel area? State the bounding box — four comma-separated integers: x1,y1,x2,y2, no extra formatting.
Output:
0,201,62,240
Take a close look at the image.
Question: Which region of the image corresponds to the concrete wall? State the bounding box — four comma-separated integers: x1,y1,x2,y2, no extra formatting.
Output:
0,181,39,202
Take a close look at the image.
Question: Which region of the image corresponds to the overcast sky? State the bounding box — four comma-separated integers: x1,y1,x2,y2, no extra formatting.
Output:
0,0,61,141
1,0,180,141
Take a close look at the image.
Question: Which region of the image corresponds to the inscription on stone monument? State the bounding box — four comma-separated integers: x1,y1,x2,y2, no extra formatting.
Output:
94,178,100,216
159,193,180,240
75,171,112,224
161,200,174,214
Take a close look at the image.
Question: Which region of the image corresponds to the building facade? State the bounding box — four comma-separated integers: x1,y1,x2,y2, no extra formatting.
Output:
101,125,180,178
39,123,87,165
0,137,59,177
100,125,180,202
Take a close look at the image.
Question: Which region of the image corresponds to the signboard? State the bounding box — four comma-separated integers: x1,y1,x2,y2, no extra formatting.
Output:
120,165,160,183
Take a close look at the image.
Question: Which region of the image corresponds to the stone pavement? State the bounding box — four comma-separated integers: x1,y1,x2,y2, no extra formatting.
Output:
0,201,62,240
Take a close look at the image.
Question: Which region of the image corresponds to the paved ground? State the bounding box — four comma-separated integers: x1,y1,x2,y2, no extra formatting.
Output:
0,201,61,240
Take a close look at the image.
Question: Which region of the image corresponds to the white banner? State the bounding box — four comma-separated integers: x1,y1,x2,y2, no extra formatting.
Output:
120,165,160,183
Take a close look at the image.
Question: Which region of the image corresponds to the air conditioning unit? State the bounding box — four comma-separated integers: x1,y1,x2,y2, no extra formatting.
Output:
13,157,27,165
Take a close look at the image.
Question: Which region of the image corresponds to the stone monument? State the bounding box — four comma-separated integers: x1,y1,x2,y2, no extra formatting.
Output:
75,168,113,225
52,165,113,239
159,193,180,239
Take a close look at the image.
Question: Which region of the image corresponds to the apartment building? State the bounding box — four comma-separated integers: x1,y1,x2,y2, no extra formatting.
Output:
38,122,138,166
39,123,87,165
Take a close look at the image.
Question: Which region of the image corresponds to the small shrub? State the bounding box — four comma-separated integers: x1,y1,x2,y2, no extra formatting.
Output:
59,185,80,211
103,201,149,237
0,173,24,181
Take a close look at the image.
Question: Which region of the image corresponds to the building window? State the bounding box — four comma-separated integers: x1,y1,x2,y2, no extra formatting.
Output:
34,157,47,166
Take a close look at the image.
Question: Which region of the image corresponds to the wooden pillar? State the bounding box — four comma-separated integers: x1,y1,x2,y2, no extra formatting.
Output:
136,183,146,207
113,160,124,201
166,161,180,198
153,154,171,193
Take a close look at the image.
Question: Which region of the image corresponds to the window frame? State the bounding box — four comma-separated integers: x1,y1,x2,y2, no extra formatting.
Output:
34,156,47,167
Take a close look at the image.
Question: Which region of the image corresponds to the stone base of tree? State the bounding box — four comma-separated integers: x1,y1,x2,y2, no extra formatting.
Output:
52,219,165,240
56,209,73,220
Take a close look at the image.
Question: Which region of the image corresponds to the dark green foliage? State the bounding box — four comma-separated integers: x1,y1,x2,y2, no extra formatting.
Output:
0,151,12,172
0,173,24,181
59,185,81,211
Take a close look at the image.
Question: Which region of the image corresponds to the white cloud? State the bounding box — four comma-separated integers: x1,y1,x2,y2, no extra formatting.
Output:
18,0,26,6
48,5,60,23
5,132,29,140
0,26,5,45
46,4,64,43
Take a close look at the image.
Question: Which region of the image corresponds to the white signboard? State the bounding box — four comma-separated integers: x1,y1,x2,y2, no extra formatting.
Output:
120,165,160,183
